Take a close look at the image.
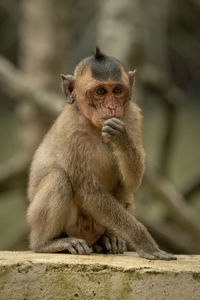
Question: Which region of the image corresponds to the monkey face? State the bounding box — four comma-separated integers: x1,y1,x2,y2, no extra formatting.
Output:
83,79,131,128
61,48,135,129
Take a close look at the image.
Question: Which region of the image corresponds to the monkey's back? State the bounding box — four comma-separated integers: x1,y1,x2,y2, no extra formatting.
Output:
27,104,77,201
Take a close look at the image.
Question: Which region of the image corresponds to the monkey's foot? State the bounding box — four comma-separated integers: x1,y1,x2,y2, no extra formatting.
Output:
64,238,92,255
137,249,177,260
100,235,127,254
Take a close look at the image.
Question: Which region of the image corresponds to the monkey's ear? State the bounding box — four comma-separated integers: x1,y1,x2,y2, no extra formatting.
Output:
61,74,75,104
128,70,136,87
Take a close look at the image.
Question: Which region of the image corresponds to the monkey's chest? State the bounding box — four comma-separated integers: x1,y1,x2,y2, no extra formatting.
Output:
92,143,120,192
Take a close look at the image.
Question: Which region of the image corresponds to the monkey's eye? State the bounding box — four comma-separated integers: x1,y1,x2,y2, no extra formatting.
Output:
96,87,106,95
113,86,122,94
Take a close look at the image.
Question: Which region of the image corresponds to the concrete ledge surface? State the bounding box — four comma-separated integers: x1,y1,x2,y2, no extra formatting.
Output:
0,251,200,300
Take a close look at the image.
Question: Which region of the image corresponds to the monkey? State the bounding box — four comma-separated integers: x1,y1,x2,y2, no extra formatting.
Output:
27,47,176,260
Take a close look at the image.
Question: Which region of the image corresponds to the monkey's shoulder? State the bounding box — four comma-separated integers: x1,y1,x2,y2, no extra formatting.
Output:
124,102,143,139
126,102,142,125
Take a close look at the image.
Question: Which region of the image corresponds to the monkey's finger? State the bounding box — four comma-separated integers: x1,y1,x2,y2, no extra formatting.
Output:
74,242,86,255
106,117,124,126
79,241,93,255
103,236,112,251
102,126,120,136
163,251,176,260
111,237,117,254
118,238,126,254
165,253,177,260
67,245,78,254
139,252,156,260
102,132,113,139
137,249,156,260
104,119,124,132
118,240,123,253
138,249,176,260
122,240,127,252
109,118,125,129
154,251,177,260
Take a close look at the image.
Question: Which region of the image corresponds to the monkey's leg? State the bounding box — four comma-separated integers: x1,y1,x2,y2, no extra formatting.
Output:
27,169,92,254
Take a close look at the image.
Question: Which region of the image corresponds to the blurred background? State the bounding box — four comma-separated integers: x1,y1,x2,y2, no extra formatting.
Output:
0,0,199,253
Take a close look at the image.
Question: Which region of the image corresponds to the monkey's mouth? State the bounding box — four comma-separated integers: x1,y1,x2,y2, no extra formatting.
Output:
101,117,110,120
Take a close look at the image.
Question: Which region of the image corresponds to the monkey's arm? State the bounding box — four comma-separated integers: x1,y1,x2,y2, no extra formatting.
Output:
102,117,145,191
67,131,175,260
94,192,135,254
77,179,175,260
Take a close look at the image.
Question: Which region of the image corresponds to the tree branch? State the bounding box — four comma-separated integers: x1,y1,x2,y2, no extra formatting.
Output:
159,104,177,175
139,216,199,253
0,56,66,193
139,65,184,175
0,56,65,118
183,177,200,200
144,168,200,243
0,152,30,193
139,65,184,106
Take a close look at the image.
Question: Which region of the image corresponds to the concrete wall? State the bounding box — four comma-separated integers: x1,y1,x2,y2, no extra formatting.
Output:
0,251,200,300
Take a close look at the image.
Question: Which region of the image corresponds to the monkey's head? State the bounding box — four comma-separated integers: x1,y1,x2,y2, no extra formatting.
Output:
61,48,135,128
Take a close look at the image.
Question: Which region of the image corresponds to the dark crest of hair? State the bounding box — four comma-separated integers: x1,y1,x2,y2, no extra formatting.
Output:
90,47,122,81
94,47,105,62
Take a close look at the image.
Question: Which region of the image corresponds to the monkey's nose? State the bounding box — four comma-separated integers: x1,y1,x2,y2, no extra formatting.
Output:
107,107,117,117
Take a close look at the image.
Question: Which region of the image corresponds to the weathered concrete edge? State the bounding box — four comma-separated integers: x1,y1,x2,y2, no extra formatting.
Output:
0,251,200,273
0,252,200,300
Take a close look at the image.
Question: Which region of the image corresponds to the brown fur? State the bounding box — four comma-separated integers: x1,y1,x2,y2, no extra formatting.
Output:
27,51,176,260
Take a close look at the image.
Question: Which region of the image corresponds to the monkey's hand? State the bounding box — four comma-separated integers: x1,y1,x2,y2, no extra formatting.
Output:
134,224,177,260
102,118,127,143
101,235,127,254
137,248,177,260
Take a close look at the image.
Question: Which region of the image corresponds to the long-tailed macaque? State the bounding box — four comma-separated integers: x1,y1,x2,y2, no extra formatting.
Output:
27,48,176,260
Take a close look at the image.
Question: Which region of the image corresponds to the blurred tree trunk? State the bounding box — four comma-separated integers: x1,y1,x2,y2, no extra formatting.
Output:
96,0,198,253
6,0,98,250
17,0,98,153
20,0,76,91
142,0,170,73
7,0,76,250
17,0,78,157
96,0,144,67
97,0,169,71
96,0,147,109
